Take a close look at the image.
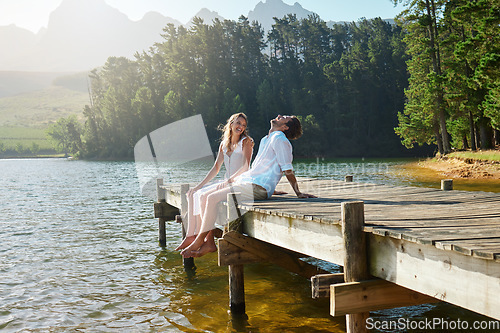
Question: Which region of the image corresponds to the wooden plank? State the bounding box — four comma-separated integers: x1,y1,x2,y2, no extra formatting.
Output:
153,201,179,219
331,279,439,316
367,214,500,224
165,188,183,208
367,225,500,247
223,231,326,279
252,196,500,226
369,234,500,320
311,273,345,298
218,239,262,266
435,238,500,259
243,210,345,265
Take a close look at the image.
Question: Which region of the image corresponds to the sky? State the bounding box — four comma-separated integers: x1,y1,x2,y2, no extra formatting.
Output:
0,0,402,33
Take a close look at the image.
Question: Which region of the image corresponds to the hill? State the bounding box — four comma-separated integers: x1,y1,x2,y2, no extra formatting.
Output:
0,85,88,128
0,84,88,153
0,71,85,98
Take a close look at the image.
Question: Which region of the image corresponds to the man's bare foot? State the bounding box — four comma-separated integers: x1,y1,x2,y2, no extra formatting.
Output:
175,235,195,251
191,241,217,257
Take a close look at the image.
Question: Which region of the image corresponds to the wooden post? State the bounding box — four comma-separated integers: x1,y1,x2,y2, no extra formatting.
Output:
180,184,195,274
345,175,353,182
158,218,167,247
341,201,369,333
157,178,166,202
157,178,167,247
226,192,246,315
441,179,453,191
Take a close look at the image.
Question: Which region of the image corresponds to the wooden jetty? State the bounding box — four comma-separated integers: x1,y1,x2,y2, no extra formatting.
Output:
154,177,500,331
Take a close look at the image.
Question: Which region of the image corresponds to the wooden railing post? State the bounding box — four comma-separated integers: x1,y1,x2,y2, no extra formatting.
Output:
226,192,246,315
157,178,167,247
441,179,453,191
341,201,369,333
180,184,195,274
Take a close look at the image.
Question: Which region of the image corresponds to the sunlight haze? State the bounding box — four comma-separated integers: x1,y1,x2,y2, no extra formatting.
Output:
0,0,401,33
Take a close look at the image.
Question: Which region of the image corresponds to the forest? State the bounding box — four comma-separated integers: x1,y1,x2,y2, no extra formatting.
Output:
48,0,499,159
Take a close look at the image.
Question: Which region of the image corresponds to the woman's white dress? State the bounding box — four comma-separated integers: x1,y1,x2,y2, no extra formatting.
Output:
192,136,250,216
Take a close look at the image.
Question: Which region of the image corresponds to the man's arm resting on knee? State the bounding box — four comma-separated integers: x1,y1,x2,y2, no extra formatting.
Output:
284,170,316,198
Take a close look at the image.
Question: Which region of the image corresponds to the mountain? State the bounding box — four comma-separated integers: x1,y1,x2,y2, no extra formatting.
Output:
248,0,315,32
0,0,394,77
185,8,225,27
0,25,39,70
0,0,181,72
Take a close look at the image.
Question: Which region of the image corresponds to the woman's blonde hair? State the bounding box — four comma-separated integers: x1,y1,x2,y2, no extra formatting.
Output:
219,113,249,152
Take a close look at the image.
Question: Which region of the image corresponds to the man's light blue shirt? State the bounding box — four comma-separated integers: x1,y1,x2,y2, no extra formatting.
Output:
235,131,293,198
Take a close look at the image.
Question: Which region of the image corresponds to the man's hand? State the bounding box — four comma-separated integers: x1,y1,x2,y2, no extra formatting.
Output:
297,192,317,198
284,169,317,198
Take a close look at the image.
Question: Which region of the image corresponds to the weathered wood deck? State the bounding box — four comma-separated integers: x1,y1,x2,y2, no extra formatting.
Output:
157,178,500,322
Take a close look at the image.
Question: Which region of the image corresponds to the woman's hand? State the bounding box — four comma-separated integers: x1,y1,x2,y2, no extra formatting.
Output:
187,186,201,196
216,177,234,190
216,182,228,190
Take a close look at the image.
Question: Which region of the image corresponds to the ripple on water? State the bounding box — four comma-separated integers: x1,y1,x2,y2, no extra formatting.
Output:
0,158,497,332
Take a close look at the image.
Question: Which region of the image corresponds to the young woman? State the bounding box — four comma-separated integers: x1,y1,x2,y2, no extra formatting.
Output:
175,113,253,256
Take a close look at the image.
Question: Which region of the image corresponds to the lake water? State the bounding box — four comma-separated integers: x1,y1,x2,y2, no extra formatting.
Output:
0,158,497,332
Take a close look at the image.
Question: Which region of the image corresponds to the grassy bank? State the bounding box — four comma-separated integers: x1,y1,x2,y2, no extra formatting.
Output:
447,150,500,162
0,153,66,159
0,84,87,157
421,149,500,180
0,126,52,149
390,149,500,192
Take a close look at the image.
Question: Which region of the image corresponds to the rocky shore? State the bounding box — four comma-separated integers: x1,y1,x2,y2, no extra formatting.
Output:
418,155,500,180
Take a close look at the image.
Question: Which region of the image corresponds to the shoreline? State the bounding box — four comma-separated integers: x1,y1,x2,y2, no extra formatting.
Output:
416,155,500,180
389,150,500,193
4,152,499,181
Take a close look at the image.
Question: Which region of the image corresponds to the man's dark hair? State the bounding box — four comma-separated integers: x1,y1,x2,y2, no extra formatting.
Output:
283,116,302,140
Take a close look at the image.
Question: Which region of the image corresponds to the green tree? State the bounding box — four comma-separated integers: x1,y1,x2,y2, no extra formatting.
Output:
30,142,40,155
394,0,451,154
47,115,82,156
75,14,429,159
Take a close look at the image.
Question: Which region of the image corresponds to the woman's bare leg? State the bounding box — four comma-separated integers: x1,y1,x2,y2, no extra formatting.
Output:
181,187,231,257
175,191,198,250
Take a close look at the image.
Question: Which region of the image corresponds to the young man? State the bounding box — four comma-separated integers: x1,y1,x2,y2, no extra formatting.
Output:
180,115,316,257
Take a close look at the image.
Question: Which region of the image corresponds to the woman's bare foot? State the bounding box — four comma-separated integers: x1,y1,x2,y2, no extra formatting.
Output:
191,241,217,257
180,232,208,257
175,235,195,251
181,248,199,258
